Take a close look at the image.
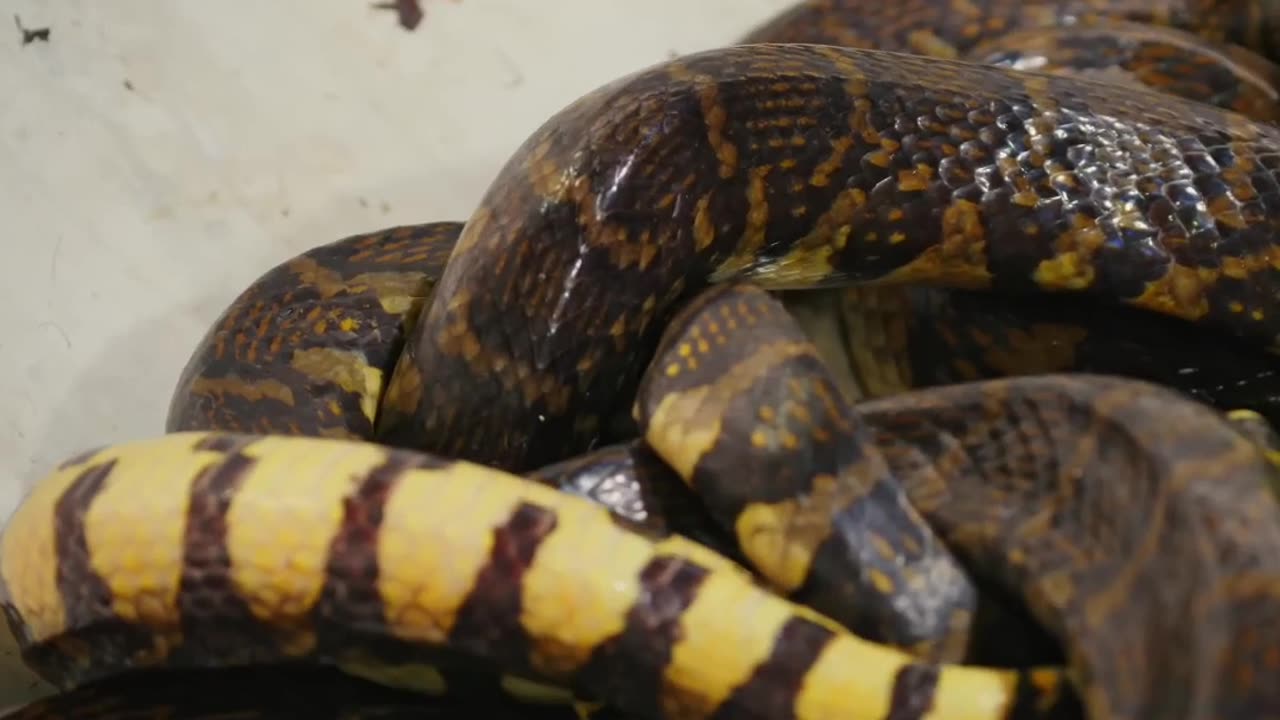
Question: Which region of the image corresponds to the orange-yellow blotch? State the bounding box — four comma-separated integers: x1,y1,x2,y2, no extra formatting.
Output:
693,194,716,251
809,137,853,188
870,533,897,562
896,169,929,193
698,84,738,179
898,532,923,556
575,349,599,374
1207,194,1249,229
1134,264,1213,321
1223,255,1255,279
189,376,297,407
906,29,959,58
864,149,893,168
834,225,851,250
786,403,813,425
1034,252,1093,289
868,569,895,595
638,240,659,271
1011,190,1039,208
954,359,980,380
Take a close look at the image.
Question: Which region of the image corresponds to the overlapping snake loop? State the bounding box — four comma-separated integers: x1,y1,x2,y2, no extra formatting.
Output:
4,1,1280,718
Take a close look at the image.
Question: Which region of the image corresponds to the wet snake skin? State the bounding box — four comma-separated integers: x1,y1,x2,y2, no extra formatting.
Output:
5,0,1280,719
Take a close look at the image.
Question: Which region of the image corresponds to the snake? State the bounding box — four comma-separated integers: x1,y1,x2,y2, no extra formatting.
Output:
4,0,1280,718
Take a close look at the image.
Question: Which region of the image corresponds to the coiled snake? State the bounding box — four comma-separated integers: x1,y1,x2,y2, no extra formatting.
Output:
4,1,1280,718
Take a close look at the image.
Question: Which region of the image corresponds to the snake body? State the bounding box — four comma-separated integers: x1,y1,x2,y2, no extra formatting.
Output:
5,1,1280,718
375,38,1280,471
638,282,1280,718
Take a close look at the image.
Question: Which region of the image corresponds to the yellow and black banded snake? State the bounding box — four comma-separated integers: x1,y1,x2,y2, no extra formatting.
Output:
5,1,1280,718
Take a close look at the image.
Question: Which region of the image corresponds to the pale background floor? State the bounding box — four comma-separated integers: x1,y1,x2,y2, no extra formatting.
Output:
0,0,798,707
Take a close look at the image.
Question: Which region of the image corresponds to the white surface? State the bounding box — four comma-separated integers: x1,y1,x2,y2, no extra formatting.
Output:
0,0,796,706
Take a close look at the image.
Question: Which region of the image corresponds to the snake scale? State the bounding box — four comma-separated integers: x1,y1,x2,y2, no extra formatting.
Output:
4,0,1280,718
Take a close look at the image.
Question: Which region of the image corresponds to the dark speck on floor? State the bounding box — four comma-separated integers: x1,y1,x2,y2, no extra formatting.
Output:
372,0,425,31
14,15,50,46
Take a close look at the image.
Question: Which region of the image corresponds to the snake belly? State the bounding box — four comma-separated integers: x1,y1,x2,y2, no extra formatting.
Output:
4,0,1280,719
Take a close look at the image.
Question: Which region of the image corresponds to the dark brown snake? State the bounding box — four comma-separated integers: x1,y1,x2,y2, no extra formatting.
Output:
4,1,1280,719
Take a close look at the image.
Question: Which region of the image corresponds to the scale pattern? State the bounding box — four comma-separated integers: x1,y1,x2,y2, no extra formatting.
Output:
6,1,1280,718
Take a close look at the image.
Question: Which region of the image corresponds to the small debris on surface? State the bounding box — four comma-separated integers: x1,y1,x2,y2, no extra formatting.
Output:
372,0,424,31
123,79,135,91
14,15,50,45
494,49,524,88
357,197,392,213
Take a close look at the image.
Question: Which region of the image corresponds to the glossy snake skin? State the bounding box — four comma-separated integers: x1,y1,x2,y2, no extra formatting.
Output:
5,1,1280,719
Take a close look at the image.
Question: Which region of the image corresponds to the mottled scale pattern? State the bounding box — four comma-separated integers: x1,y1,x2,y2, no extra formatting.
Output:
9,0,1280,719
635,282,980,662
827,285,1280,423
637,281,1280,717
379,41,1280,474
167,222,460,439
967,23,1280,121
740,0,1280,67
852,375,1280,719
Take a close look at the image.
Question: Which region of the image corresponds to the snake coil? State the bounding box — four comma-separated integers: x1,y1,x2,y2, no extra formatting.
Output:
5,1,1280,719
